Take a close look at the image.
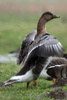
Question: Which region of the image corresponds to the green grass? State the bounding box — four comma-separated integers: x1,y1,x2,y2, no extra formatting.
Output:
0,12,67,100
0,64,67,100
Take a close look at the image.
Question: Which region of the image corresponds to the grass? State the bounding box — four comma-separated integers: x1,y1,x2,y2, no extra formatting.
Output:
0,12,67,100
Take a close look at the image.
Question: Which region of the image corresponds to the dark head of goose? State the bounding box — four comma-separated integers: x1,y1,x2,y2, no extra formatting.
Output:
41,12,60,22
37,12,60,35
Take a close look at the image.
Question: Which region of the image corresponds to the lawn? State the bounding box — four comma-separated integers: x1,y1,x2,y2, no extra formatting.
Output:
0,12,67,100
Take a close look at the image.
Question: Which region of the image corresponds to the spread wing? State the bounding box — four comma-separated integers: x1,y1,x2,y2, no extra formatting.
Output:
16,33,64,76
23,33,64,66
17,30,37,64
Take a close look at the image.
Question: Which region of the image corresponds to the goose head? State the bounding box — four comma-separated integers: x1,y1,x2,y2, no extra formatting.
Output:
41,11,60,22
37,11,60,35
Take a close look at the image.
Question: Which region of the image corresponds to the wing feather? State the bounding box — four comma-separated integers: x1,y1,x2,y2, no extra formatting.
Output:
17,30,37,64
23,34,64,66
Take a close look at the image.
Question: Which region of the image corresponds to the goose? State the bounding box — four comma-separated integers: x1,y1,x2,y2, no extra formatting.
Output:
47,58,67,83
3,57,67,89
3,12,65,88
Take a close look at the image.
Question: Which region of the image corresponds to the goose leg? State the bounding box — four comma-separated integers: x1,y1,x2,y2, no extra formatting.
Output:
27,82,30,89
34,80,37,87
53,78,56,84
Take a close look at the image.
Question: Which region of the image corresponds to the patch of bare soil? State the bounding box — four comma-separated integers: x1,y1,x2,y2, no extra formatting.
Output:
37,88,67,100
49,78,67,88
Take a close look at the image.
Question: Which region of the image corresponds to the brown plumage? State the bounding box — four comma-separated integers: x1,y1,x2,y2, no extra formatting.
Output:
47,58,67,79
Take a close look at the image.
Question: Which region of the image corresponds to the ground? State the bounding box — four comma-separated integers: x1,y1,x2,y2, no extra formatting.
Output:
0,12,67,100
